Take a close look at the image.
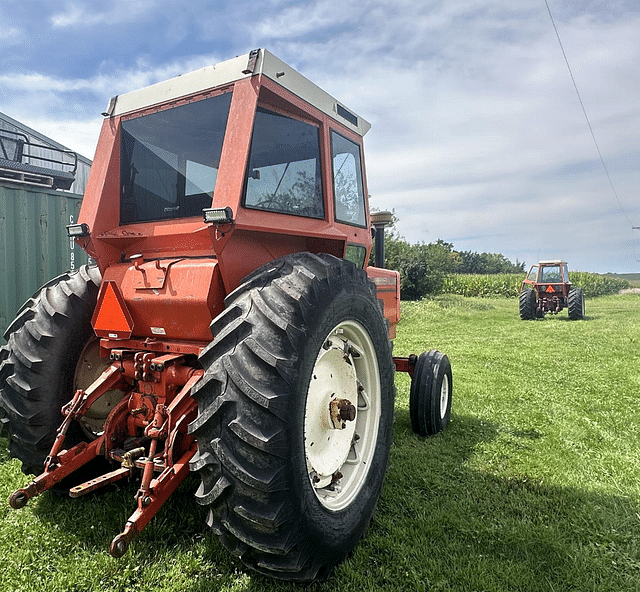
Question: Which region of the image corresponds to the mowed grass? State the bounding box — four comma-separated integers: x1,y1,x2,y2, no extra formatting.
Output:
1,294,639,591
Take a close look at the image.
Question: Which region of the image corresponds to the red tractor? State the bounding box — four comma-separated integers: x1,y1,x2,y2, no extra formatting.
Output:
0,49,452,581
519,260,585,320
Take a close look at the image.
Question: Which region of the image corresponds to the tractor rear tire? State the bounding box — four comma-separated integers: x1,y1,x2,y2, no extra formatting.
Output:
568,287,585,320
410,350,452,436
0,265,102,474
189,252,395,581
519,289,536,320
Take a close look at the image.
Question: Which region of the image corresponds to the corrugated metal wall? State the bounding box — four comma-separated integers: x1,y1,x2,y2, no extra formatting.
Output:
0,184,90,341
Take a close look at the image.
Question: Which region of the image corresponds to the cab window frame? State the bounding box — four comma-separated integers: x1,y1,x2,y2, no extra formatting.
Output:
330,129,367,228
242,105,325,220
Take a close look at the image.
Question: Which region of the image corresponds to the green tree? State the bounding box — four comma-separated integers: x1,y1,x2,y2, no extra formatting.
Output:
370,213,523,299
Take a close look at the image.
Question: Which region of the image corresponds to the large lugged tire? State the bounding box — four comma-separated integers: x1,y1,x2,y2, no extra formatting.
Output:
567,287,585,320
0,265,102,474
189,252,395,581
519,289,536,320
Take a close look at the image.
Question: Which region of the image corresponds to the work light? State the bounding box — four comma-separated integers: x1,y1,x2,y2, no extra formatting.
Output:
202,207,233,224
66,223,90,237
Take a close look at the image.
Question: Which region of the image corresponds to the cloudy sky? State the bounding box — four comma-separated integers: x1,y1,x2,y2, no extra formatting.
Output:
2,0,639,273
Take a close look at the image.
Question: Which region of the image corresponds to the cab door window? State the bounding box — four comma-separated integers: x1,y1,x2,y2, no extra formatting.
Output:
244,108,324,218
331,131,366,227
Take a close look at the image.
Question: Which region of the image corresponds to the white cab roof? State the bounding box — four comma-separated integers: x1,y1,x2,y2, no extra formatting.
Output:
107,49,370,137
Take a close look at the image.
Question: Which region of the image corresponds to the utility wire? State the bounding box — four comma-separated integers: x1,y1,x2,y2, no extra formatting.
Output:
544,0,634,227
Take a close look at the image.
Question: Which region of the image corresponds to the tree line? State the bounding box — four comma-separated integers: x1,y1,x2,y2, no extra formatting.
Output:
371,216,525,300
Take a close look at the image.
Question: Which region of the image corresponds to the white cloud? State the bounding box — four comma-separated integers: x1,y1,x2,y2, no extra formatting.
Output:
0,53,227,157
51,0,158,28
253,0,365,39
0,26,22,45
3,0,640,271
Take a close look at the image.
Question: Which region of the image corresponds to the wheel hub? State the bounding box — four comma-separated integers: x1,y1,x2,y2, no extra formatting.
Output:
439,374,450,419
304,322,380,511
305,339,358,488
74,339,125,438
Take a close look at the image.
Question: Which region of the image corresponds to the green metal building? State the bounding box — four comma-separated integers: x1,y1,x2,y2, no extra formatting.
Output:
0,112,92,340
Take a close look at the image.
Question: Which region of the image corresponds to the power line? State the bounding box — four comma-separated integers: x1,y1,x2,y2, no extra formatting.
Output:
544,0,634,228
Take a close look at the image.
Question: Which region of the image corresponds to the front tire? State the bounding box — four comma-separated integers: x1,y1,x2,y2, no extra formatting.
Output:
189,253,395,581
410,350,452,436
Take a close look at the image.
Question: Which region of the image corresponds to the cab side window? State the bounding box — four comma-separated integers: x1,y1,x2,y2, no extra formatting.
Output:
331,131,366,227
244,108,324,219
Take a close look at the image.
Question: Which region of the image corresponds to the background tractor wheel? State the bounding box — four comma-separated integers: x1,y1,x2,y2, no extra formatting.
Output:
189,252,395,581
410,350,452,436
0,265,103,474
519,289,536,320
568,287,585,320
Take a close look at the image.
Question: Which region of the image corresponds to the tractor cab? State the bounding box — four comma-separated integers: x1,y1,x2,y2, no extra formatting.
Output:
523,260,571,293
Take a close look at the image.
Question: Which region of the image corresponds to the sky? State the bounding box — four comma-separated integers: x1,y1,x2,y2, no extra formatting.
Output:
2,0,639,273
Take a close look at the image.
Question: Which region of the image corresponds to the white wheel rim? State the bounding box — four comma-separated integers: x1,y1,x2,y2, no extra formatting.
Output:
304,320,381,512
439,373,450,419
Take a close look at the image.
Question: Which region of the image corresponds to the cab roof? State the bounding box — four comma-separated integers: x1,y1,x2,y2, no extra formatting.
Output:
105,49,371,137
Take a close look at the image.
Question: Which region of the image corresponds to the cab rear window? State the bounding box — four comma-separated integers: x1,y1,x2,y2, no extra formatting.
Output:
120,93,231,224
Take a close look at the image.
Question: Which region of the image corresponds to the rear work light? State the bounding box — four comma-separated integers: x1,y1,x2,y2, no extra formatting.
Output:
202,207,233,224
66,223,90,238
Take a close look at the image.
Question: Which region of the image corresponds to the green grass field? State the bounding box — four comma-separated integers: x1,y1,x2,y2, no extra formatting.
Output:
1,293,639,591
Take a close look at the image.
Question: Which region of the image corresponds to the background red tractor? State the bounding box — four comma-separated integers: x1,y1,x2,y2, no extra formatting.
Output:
0,49,452,581
519,260,585,320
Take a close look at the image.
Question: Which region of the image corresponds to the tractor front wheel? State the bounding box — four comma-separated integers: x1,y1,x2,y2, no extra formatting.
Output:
410,350,452,436
189,253,395,581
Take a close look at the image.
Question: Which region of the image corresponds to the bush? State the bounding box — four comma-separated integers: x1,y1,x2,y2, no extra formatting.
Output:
400,260,445,300
569,272,629,298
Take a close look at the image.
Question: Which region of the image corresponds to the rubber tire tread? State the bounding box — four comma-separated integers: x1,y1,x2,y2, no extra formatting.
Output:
409,350,452,436
0,265,102,474
189,252,395,581
567,287,585,320
519,289,536,320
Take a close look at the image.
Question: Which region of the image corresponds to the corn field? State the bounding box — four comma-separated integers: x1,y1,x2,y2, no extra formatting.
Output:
440,272,629,299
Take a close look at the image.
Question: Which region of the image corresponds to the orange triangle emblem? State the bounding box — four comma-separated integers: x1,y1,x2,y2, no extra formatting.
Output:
92,281,134,339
